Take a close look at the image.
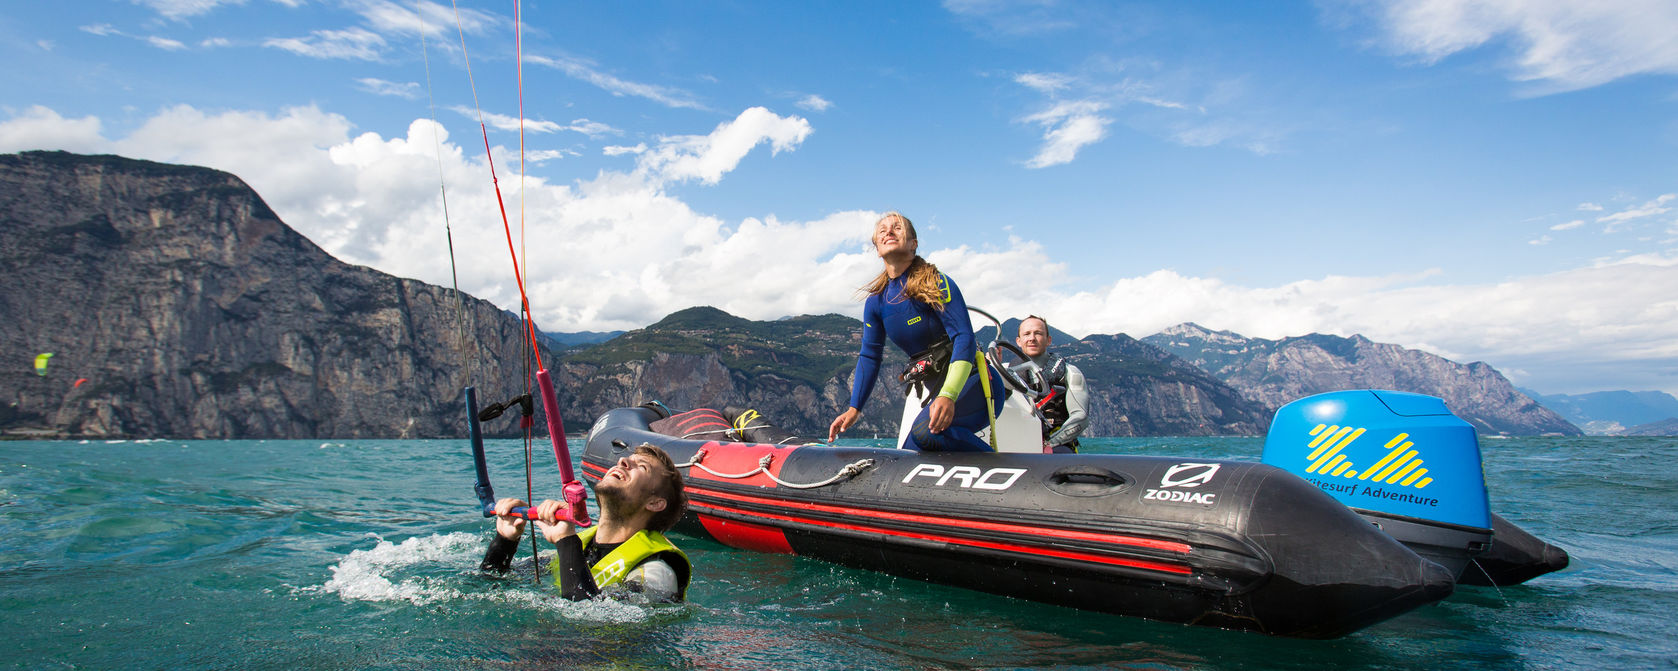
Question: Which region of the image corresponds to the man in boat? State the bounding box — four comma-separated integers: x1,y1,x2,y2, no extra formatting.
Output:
1013,315,1090,453
480,443,691,602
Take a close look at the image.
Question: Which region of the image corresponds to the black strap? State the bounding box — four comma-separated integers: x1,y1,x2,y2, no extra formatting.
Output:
899,337,954,407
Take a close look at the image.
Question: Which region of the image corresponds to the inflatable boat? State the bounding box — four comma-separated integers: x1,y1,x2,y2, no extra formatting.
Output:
581,402,1458,638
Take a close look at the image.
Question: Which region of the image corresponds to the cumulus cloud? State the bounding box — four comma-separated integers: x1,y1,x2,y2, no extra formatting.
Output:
636,107,812,185
1019,99,1110,168
265,27,387,61
1348,0,1678,93
0,106,105,153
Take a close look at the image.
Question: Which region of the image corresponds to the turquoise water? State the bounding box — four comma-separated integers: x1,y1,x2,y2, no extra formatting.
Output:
2,435,1674,670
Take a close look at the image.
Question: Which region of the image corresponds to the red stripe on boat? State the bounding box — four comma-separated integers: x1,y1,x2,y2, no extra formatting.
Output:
693,499,1191,575
689,485,1192,554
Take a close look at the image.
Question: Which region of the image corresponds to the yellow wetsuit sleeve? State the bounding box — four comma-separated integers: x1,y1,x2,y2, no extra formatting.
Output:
938,360,973,400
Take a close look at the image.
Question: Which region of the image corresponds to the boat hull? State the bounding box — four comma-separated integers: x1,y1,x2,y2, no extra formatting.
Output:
582,407,1454,638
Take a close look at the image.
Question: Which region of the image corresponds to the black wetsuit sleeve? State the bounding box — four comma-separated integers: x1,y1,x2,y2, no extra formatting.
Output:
554,535,601,601
480,534,520,573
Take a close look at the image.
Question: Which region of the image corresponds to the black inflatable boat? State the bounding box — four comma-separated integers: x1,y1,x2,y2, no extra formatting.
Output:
581,404,1455,638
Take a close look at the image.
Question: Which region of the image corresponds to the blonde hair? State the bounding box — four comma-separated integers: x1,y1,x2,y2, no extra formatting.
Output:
859,212,948,310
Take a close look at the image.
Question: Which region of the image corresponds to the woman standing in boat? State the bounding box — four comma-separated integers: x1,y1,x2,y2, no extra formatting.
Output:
828,211,1006,451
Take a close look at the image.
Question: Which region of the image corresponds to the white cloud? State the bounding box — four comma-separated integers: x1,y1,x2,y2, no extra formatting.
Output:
1529,235,1551,245
526,54,706,110
356,78,422,100
1019,100,1110,168
1015,72,1073,95
37,40,54,51
448,106,562,134
146,35,188,51
1597,194,1674,232
354,0,500,40
0,106,106,153
81,24,119,37
563,119,617,138
526,149,577,163
201,37,231,48
1550,219,1585,231
637,107,811,185
131,0,244,20
603,143,646,156
265,28,387,61
1351,0,1678,93
796,94,833,112
1578,202,1604,211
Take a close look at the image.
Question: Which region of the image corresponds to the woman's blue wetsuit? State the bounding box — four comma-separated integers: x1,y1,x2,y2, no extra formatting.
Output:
847,271,1006,452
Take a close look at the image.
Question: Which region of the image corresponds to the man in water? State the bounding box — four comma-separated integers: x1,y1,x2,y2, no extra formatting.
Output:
480,443,691,602
1013,315,1090,453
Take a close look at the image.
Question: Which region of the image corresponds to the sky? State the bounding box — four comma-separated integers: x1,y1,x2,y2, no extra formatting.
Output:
2,1,1676,398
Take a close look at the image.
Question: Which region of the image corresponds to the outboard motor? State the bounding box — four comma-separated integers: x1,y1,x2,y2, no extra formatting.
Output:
1263,390,1493,580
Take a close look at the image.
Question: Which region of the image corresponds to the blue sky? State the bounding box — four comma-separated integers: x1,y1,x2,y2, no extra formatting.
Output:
2,0,1676,398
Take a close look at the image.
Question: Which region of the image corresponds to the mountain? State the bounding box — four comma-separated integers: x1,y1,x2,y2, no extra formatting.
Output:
979,318,1270,436
1517,388,1678,435
1142,323,1581,436
551,308,1271,438
1622,417,1678,437
1,151,547,439
542,329,624,347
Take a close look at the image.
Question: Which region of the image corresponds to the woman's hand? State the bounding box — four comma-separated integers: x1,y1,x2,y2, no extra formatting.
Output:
493,497,528,540
533,499,576,544
928,396,955,433
829,407,862,442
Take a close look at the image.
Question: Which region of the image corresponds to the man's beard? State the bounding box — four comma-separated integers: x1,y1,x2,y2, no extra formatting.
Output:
594,480,641,519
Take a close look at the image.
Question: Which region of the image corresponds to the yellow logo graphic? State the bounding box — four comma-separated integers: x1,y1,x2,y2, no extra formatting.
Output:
1304,424,1433,489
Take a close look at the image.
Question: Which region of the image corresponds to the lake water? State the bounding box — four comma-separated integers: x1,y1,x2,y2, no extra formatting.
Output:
2,434,1673,670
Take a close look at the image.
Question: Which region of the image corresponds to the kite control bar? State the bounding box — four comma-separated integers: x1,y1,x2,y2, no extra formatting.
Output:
466,377,592,528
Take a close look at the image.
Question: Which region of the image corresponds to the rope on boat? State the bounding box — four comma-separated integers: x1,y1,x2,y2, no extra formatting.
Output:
674,449,875,489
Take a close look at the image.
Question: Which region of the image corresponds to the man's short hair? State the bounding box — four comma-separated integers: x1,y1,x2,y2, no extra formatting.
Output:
636,443,688,532
1021,314,1051,335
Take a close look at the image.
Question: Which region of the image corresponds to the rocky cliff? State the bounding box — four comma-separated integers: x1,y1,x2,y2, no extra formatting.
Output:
1142,323,1582,436
1,151,546,439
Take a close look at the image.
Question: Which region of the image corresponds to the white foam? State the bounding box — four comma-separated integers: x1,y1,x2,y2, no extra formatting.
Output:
316,532,661,623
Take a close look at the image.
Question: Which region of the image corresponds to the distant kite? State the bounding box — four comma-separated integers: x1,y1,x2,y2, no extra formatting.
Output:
35,353,52,377
74,378,88,389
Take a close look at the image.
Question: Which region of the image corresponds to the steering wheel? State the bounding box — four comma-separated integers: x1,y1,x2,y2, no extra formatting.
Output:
965,305,1047,400
987,339,1045,399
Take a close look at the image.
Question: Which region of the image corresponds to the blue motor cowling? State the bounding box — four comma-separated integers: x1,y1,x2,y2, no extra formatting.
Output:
1262,390,1492,579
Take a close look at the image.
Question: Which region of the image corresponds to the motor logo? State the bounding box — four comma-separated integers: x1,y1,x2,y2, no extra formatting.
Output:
901,464,1026,491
